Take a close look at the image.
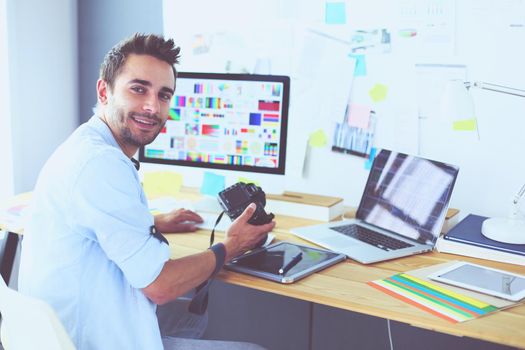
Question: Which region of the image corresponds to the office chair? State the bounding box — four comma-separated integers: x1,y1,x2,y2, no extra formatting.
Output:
0,277,75,350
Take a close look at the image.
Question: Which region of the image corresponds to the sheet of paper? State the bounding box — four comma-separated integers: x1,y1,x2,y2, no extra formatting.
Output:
351,54,367,76
143,171,183,197
369,83,389,102
364,147,377,170
325,2,347,24
196,211,232,232
200,171,225,196
452,118,477,131
308,129,328,148
348,104,371,129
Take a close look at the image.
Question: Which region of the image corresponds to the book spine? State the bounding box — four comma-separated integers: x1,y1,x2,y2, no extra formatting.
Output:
445,236,525,257
436,238,525,266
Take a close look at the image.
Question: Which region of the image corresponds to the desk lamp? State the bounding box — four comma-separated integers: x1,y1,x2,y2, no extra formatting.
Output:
460,81,525,244
482,183,525,244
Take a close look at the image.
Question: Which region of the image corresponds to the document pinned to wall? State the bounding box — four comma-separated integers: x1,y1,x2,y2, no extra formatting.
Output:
395,0,456,56
287,28,356,177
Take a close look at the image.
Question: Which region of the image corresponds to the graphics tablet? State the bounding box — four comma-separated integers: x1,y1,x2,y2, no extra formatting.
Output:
225,241,346,284
428,261,525,301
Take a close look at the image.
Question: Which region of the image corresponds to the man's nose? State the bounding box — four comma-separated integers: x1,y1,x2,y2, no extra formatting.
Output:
143,93,160,113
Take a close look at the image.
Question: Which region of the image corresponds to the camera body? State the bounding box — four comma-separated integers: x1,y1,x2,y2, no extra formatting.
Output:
218,182,275,225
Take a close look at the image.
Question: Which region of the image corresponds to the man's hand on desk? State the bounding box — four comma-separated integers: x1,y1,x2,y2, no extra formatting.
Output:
154,208,204,233
223,203,276,261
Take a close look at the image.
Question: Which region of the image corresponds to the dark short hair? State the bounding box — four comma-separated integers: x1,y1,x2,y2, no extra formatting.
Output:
99,33,181,90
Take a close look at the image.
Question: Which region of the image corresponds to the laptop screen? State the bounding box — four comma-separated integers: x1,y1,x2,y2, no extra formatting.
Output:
356,149,459,245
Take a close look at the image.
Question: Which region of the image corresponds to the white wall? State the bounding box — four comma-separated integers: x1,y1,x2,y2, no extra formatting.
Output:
7,0,78,193
0,0,14,201
162,0,525,218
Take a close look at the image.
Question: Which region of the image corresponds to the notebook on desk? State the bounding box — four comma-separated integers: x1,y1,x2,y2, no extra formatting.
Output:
291,149,459,264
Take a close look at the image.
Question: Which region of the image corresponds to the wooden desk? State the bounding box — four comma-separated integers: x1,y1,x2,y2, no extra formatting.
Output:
3,189,523,347
166,214,525,349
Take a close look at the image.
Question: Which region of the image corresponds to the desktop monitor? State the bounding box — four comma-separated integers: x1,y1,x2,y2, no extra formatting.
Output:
140,72,290,175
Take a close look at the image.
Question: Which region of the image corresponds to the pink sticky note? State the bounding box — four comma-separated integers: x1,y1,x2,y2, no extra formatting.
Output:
347,104,371,129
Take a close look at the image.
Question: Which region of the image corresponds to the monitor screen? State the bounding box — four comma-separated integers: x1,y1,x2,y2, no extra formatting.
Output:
356,149,459,244
139,72,290,174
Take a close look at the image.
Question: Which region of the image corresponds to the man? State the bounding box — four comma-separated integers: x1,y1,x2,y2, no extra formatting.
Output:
18,33,275,349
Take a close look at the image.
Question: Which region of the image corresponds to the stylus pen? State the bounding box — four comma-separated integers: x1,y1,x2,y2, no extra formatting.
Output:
278,252,303,275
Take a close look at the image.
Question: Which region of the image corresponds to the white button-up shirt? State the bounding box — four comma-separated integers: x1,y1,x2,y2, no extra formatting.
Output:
19,116,170,349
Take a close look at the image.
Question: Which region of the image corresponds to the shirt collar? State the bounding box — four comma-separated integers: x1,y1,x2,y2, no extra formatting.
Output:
88,116,140,170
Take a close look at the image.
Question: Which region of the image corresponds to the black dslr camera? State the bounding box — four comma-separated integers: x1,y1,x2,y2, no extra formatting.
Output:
218,182,275,226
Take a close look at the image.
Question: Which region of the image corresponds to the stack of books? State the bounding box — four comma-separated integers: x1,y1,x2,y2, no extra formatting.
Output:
436,214,525,266
265,191,344,222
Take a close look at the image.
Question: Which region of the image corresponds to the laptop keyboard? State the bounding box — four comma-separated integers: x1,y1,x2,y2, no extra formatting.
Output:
331,224,414,251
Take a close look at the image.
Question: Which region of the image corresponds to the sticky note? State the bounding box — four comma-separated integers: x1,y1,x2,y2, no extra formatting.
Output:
452,118,477,131
308,129,328,148
143,171,183,198
200,171,225,196
348,104,371,129
238,177,260,186
364,147,377,170
350,54,367,76
369,83,389,102
325,2,346,24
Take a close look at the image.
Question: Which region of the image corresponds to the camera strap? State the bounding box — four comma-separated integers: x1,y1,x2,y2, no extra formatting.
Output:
188,211,225,315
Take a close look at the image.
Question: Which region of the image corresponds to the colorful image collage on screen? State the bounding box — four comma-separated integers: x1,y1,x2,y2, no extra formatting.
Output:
144,77,285,170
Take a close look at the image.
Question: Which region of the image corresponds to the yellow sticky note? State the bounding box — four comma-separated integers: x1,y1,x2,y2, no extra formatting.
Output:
308,129,327,148
452,118,477,131
369,83,388,102
142,171,183,198
238,177,260,186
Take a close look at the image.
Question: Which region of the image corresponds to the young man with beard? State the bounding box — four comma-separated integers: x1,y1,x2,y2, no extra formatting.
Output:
18,33,274,350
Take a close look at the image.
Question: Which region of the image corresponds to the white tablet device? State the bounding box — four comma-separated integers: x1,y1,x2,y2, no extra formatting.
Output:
428,261,525,301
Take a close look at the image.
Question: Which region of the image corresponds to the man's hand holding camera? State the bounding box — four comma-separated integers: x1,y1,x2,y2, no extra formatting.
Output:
223,203,275,261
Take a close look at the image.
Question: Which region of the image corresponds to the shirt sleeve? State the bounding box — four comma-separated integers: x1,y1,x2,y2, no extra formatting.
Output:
69,149,170,288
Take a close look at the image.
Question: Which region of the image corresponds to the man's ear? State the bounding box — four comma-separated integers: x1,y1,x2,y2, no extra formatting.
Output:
97,79,109,105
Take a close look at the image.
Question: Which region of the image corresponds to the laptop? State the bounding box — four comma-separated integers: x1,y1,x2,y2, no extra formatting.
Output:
291,149,459,264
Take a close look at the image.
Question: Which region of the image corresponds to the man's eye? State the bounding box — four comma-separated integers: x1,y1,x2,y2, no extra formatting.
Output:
131,86,145,93
160,93,172,101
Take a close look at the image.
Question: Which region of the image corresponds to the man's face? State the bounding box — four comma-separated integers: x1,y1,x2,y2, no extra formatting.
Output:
98,54,175,153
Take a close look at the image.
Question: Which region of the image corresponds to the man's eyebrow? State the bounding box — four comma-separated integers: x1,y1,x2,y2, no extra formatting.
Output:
128,79,174,95
160,86,174,96
128,79,152,87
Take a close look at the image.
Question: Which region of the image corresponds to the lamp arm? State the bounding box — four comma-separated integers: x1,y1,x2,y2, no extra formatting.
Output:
465,81,525,98
510,183,525,218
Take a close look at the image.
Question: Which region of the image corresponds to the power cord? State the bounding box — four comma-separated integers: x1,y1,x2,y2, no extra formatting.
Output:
387,319,394,350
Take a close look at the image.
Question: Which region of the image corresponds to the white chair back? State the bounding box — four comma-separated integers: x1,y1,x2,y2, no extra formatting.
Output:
0,277,75,350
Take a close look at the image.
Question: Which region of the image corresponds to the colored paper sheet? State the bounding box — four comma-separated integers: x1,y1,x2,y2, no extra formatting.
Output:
350,54,367,76
452,118,477,131
364,147,377,170
308,129,328,148
200,171,225,196
369,83,389,102
142,171,183,198
368,273,499,323
348,104,371,129
238,177,260,186
325,2,346,24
